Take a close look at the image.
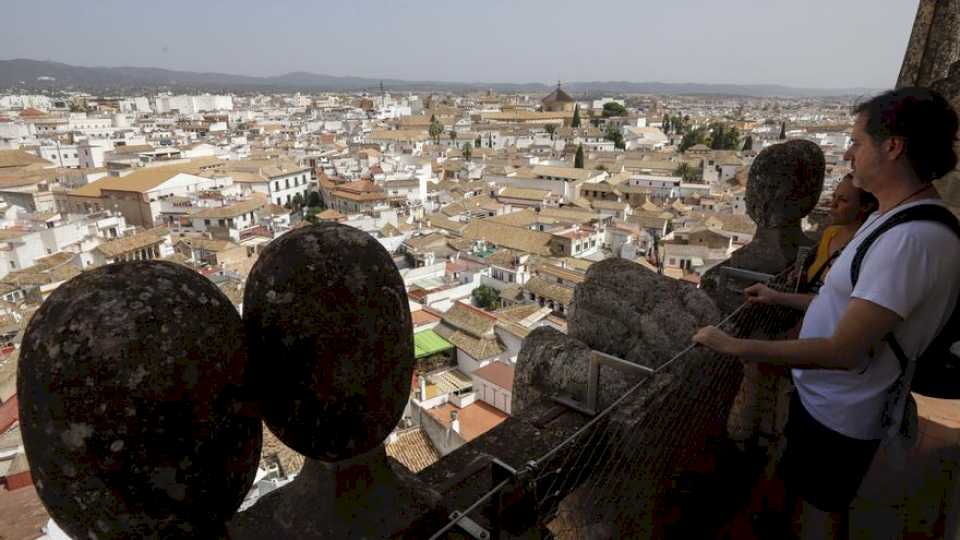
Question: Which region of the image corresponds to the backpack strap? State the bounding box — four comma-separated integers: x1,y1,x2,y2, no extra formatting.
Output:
849,204,960,372
850,204,960,288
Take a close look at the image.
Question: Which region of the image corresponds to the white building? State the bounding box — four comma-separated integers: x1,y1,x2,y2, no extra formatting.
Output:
225,159,311,207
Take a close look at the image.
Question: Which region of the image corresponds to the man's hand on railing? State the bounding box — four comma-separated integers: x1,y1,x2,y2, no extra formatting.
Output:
692,325,740,356
744,283,779,305
745,283,815,312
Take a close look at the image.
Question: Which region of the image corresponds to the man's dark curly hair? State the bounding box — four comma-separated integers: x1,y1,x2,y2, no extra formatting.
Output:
854,87,958,182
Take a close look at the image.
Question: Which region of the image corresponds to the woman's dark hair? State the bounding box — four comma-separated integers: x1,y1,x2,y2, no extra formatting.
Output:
854,87,958,182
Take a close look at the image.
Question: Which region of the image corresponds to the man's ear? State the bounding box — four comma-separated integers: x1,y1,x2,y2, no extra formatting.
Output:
885,136,907,162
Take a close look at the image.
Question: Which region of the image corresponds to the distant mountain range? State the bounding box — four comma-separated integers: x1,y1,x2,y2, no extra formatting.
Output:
0,59,880,98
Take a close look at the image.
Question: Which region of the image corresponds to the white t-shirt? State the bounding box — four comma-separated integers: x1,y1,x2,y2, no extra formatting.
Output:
793,199,960,440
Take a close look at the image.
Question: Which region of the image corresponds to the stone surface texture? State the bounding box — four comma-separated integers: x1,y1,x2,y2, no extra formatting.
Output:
242,222,414,462
701,140,824,310
899,0,960,213
17,261,261,540
569,258,721,370
512,259,742,537
745,139,824,229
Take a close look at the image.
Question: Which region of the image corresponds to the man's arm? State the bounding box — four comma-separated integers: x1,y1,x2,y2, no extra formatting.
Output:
693,298,901,370
744,283,814,311
771,290,816,311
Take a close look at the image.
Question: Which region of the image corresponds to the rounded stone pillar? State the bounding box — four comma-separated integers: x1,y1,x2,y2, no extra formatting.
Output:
18,261,262,539
231,223,437,538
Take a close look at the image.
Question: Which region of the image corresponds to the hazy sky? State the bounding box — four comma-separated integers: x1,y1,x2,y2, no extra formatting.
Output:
2,0,918,89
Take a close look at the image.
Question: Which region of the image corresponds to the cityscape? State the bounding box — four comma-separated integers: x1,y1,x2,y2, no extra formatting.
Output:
1,0,958,538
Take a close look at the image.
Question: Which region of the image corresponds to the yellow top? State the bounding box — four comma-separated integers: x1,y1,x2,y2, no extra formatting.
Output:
807,225,843,282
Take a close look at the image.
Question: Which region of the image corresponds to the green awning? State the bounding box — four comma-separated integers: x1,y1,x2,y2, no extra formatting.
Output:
414,330,454,359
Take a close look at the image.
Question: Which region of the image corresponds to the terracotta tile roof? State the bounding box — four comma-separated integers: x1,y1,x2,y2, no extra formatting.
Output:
434,325,504,361
531,165,602,182
411,309,441,328
524,276,574,305
94,229,167,258
472,361,515,392
0,484,50,540
0,150,51,169
536,264,586,284
426,213,467,235
191,196,267,220
441,302,497,338
404,232,448,252
542,85,575,103
317,209,346,220
71,158,223,197
260,424,305,476
385,428,440,473
428,401,508,442
498,186,551,201
109,144,154,155
463,220,556,256
224,159,310,182
175,237,237,252
493,303,543,322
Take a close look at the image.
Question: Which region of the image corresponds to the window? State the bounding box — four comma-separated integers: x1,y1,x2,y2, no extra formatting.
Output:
286,178,290,189
204,219,210,226
274,181,280,191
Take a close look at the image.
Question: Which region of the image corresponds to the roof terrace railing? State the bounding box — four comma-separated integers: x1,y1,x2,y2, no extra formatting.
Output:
430,269,795,539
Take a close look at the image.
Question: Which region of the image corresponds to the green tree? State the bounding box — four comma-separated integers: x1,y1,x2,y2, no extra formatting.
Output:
574,144,585,169
428,114,443,145
487,133,493,148
605,125,625,150
602,102,628,117
475,134,482,147
306,191,322,208
463,142,473,161
679,127,709,152
742,135,754,152
779,122,787,140
662,114,671,134
571,104,581,128
709,123,726,150
449,130,458,147
673,162,702,182
292,192,304,210
472,285,500,310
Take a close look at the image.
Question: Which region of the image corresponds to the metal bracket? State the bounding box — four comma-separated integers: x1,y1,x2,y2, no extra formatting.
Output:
551,350,655,417
449,511,490,540
716,266,776,306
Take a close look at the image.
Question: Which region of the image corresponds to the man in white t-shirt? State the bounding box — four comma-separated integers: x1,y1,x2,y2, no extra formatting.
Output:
694,87,960,539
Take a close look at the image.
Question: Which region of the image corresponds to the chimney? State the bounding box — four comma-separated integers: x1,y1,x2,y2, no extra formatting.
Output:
418,375,427,402
450,410,460,434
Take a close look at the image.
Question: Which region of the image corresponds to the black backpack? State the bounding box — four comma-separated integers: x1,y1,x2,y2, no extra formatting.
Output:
850,203,960,399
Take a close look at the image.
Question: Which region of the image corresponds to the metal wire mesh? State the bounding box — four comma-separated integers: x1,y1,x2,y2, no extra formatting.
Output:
430,268,802,539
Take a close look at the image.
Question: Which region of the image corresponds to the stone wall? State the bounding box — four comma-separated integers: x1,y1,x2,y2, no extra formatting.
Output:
898,0,960,211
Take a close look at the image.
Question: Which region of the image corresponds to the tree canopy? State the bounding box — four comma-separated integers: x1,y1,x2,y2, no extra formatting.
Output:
472,285,500,310
428,116,443,144
571,104,581,128
574,144,585,169
462,142,473,161
604,126,625,150
679,127,708,152
602,102,628,117
673,162,702,182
